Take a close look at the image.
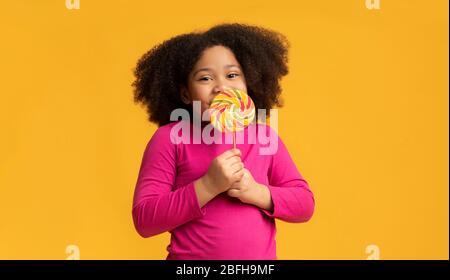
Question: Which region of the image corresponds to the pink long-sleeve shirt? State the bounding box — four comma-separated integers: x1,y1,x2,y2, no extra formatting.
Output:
132,120,315,260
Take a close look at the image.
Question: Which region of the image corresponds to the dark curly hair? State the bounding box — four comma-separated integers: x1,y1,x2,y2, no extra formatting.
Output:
132,23,290,127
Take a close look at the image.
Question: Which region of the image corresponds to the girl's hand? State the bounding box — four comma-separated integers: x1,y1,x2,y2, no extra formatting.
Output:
201,148,244,195
227,168,273,210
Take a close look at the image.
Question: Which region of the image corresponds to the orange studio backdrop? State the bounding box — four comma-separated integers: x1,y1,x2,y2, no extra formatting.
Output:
0,0,448,259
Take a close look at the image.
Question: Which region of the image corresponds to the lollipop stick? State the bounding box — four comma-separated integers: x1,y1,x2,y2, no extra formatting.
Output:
232,118,237,149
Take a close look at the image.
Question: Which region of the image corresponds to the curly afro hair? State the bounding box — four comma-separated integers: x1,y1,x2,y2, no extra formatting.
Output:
132,23,290,127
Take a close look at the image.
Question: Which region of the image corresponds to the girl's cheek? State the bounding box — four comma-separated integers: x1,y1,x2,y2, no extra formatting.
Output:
234,80,247,90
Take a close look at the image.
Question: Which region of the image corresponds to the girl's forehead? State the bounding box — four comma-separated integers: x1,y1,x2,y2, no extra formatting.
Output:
193,46,241,71
198,46,238,64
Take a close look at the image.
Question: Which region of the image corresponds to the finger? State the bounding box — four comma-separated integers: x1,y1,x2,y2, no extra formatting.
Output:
230,162,244,174
232,168,245,180
227,156,242,167
230,182,241,189
218,148,241,160
227,188,240,197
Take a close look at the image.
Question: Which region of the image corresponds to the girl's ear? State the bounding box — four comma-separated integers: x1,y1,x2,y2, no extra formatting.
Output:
180,86,191,104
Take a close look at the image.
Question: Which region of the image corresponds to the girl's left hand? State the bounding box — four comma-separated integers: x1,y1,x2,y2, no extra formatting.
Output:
227,168,270,209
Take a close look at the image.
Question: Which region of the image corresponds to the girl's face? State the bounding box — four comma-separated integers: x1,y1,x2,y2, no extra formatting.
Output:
181,45,247,114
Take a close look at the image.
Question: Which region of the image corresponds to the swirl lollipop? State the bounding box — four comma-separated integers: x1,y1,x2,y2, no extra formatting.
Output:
209,88,255,148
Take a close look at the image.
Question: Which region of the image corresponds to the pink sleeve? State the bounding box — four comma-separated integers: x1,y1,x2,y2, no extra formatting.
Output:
260,130,315,223
132,127,205,238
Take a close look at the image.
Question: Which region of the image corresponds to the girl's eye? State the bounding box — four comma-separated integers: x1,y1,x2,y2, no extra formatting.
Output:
199,76,212,81
228,73,239,79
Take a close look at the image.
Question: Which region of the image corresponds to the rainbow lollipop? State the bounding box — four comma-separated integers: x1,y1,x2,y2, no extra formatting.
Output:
209,88,255,148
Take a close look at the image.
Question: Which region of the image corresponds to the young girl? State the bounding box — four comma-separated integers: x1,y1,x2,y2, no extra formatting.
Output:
131,23,315,260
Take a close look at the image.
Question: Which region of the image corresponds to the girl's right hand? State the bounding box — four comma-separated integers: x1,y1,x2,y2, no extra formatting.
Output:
202,148,245,195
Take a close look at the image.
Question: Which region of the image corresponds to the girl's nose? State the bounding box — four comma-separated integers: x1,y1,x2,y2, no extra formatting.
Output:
213,84,231,94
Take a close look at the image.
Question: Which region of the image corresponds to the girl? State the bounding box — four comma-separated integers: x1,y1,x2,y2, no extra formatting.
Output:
131,23,315,260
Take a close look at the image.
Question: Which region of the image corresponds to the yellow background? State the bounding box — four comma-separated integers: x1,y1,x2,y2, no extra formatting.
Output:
0,0,448,260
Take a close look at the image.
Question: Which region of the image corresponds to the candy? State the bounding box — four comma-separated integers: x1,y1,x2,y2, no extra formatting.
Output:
209,88,255,134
